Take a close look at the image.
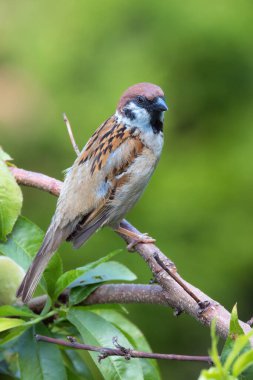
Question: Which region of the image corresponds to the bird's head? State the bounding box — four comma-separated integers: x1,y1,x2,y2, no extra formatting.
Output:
117,82,168,133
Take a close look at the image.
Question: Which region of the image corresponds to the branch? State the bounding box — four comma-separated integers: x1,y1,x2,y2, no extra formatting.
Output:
9,166,253,344
28,284,169,313
35,334,212,363
9,167,61,197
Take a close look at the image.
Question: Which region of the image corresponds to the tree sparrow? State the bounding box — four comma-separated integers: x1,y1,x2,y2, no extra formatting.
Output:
17,82,168,302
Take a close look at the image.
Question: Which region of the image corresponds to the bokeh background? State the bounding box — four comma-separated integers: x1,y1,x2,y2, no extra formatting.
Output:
1,1,253,379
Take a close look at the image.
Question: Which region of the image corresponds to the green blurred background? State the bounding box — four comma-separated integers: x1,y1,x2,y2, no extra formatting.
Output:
1,1,253,378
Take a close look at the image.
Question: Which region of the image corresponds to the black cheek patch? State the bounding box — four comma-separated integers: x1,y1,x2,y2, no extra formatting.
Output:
124,108,135,120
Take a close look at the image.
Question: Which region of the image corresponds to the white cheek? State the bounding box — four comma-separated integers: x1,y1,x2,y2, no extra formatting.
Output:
116,103,151,128
127,102,150,126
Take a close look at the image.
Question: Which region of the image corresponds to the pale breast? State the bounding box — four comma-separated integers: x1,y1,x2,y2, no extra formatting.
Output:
107,146,160,227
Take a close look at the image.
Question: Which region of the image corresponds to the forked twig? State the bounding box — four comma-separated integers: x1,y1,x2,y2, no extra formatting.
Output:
35,334,212,364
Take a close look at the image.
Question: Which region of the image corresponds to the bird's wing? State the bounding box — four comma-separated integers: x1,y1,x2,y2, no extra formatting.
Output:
65,120,145,248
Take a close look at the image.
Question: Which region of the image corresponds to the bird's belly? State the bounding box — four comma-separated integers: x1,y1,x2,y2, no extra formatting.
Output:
108,151,158,227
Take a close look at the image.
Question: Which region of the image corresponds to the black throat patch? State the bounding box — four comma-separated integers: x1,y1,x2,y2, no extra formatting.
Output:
150,111,163,134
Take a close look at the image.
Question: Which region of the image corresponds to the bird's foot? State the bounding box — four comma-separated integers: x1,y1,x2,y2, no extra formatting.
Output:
115,226,156,252
127,233,156,252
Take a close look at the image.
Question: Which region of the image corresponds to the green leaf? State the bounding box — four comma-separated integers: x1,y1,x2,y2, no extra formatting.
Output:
229,305,245,336
68,260,136,305
0,147,12,161
0,317,25,332
62,349,94,380
0,305,36,318
69,261,136,288
44,250,63,298
69,284,100,306
221,305,245,366
198,367,236,379
77,250,122,273
0,325,29,345
54,250,121,300
0,216,44,270
0,216,63,295
54,269,86,301
18,324,67,380
0,348,18,378
90,308,161,380
0,158,22,241
223,306,250,371
233,348,253,377
209,320,223,371
67,307,144,380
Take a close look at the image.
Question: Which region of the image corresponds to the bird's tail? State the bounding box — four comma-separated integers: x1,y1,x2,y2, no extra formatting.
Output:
16,224,64,303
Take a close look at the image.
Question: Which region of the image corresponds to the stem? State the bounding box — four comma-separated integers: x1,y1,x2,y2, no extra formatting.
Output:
35,334,212,363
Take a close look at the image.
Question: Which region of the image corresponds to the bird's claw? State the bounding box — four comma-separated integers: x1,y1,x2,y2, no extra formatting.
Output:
127,233,156,252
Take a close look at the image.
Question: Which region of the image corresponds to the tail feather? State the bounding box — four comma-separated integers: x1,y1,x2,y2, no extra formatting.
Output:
17,211,109,303
70,214,108,249
16,225,65,303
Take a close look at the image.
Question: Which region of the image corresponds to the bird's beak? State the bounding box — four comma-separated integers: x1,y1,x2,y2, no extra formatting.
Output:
154,97,168,112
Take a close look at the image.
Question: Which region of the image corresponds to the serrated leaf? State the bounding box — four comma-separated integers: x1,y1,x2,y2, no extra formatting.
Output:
18,324,67,380
54,250,121,300
0,159,22,240
0,317,25,332
67,307,144,380
0,216,63,295
91,308,161,380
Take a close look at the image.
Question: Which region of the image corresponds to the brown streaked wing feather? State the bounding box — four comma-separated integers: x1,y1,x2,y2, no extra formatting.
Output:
78,116,117,165
68,136,144,248
78,116,139,175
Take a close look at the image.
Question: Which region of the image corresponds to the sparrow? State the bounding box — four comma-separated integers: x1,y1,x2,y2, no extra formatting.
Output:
17,82,168,303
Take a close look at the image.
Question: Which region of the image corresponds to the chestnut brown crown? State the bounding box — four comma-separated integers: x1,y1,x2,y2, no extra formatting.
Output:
117,82,165,112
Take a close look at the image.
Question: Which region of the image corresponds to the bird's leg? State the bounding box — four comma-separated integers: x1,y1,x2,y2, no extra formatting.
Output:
115,226,156,251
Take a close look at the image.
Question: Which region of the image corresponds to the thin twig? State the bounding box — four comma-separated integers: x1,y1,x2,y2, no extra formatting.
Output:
63,113,80,156
153,252,209,309
35,334,212,363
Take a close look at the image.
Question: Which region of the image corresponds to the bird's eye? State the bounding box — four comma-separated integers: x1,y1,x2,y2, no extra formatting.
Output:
136,96,145,104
